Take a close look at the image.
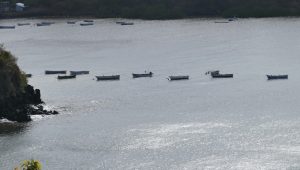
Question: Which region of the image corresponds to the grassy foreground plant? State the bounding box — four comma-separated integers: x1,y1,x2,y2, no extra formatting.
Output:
14,159,42,170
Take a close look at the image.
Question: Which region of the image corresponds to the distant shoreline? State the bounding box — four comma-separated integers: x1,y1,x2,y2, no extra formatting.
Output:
2,0,300,20
1,15,300,21
1,11,300,21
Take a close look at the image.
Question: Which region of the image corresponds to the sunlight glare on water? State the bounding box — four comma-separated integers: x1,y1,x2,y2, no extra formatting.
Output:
0,18,300,169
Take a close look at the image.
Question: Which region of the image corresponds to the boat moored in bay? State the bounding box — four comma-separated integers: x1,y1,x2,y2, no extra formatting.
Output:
36,23,51,27
45,70,67,74
209,70,233,78
121,22,134,25
0,26,15,29
205,70,220,75
267,75,288,80
214,21,229,23
80,23,94,26
17,23,30,26
132,72,153,78
168,75,189,81
96,75,120,81
41,21,55,25
211,73,233,78
70,71,90,75
57,75,76,80
83,20,94,23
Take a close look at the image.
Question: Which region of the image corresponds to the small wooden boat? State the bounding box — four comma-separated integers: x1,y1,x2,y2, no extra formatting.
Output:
168,76,189,81
0,26,15,29
205,70,220,75
57,75,76,80
83,20,94,23
70,71,90,75
36,23,51,27
267,75,288,80
41,21,55,25
67,21,76,24
45,70,67,74
80,23,94,26
96,75,120,81
17,23,30,26
121,22,134,25
214,21,229,23
25,74,32,78
211,73,233,78
132,72,153,78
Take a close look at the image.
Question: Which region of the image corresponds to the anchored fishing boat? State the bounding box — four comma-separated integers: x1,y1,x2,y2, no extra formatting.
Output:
83,20,94,23
267,75,288,80
214,21,229,23
211,73,233,78
17,23,30,26
0,26,15,29
132,72,153,78
168,76,189,81
96,75,120,81
41,21,55,25
205,70,220,75
36,23,51,27
121,22,134,25
45,70,67,74
70,71,90,75
208,70,233,78
80,23,94,26
57,75,76,80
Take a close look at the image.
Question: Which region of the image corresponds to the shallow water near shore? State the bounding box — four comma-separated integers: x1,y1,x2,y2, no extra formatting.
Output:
1,18,300,169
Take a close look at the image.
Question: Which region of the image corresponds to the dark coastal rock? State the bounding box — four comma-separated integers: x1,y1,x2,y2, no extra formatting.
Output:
0,47,57,122
24,85,43,104
3,108,31,122
0,85,59,122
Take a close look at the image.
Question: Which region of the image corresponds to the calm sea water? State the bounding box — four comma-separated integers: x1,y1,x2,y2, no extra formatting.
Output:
1,18,300,169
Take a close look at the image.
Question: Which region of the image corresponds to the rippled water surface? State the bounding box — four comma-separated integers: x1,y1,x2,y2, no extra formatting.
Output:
1,18,300,169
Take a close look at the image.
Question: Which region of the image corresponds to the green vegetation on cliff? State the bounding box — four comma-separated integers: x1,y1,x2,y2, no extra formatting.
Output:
0,46,57,122
0,46,27,100
3,0,300,19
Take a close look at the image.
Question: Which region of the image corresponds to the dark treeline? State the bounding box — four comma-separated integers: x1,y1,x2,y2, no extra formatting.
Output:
3,0,300,19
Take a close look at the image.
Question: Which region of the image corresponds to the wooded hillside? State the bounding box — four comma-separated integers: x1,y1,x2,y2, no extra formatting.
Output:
15,0,300,19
